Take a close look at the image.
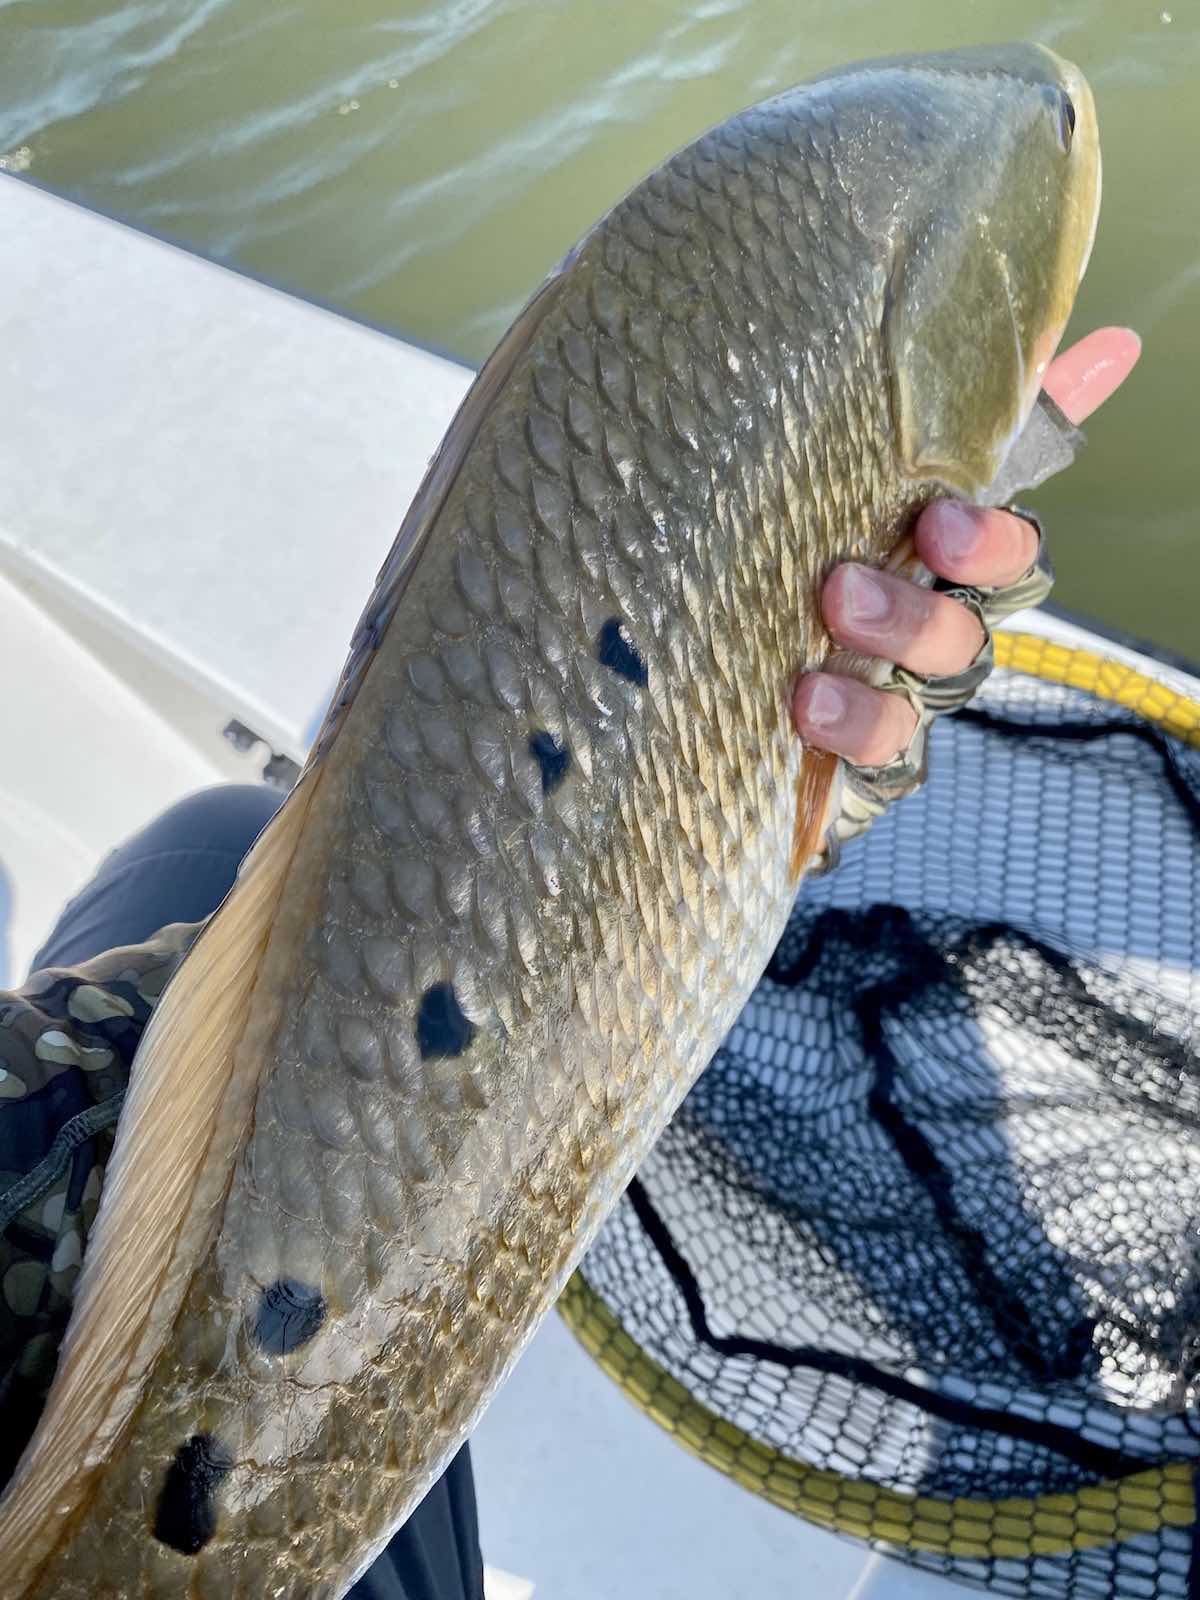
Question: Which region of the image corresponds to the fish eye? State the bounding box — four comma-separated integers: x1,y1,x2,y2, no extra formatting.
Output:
1058,92,1076,151
1042,84,1076,151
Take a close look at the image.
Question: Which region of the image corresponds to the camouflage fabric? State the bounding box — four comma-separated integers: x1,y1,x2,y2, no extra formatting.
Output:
0,922,200,1486
816,512,1055,874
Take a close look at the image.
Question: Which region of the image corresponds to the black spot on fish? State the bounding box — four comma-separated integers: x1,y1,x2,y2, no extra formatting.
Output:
417,982,475,1060
253,1278,327,1355
153,1434,233,1556
528,729,571,793
597,617,648,686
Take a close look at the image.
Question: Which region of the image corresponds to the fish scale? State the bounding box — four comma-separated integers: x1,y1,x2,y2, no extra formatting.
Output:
1,46,1101,1599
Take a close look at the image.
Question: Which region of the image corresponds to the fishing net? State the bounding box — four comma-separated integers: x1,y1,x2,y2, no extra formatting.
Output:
562,630,1200,1598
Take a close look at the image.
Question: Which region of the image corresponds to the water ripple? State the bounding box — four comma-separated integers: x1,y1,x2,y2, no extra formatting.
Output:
0,0,1193,652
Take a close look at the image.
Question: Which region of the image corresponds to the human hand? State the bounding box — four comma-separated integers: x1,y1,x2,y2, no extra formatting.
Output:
793,326,1143,766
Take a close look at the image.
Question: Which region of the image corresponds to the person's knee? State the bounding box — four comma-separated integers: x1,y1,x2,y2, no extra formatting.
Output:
127,785,285,863
29,784,287,972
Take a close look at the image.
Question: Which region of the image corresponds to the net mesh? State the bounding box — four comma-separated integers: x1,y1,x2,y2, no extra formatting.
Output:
562,635,1200,1597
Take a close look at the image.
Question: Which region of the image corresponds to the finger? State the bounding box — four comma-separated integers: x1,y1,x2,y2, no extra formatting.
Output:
913,326,1141,590
1043,326,1141,424
793,672,918,765
914,503,1038,588
823,564,984,677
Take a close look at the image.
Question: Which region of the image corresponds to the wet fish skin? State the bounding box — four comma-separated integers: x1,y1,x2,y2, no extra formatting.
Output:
0,46,1099,1598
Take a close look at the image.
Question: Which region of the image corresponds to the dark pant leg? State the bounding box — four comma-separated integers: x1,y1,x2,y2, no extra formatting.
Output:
31,785,285,970
346,1447,486,1600
30,785,485,1600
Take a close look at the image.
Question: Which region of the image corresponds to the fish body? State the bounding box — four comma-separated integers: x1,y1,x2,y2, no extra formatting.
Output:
0,46,1100,1598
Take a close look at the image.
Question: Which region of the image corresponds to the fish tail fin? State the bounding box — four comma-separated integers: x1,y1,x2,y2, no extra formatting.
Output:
0,775,320,1594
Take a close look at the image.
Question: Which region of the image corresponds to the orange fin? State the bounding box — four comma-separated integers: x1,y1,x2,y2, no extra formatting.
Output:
790,747,839,882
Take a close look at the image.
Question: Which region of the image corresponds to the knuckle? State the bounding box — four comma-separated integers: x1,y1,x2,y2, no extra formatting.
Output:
992,511,1038,583
862,693,912,766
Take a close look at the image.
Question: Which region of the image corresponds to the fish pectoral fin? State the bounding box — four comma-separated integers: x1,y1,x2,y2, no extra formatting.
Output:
0,773,319,1590
790,746,841,882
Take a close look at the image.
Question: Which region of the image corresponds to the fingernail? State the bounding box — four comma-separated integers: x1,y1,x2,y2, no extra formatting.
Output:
802,675,847,730
841,565,891,626
928,501,983,563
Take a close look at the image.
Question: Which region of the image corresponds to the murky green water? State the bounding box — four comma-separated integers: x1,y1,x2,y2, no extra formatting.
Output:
0,0,1196,656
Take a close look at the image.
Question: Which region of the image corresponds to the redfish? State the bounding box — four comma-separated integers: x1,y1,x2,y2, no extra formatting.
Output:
0,44,1100,1598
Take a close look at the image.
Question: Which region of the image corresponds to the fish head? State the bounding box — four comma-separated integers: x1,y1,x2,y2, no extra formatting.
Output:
850,45,1102,497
